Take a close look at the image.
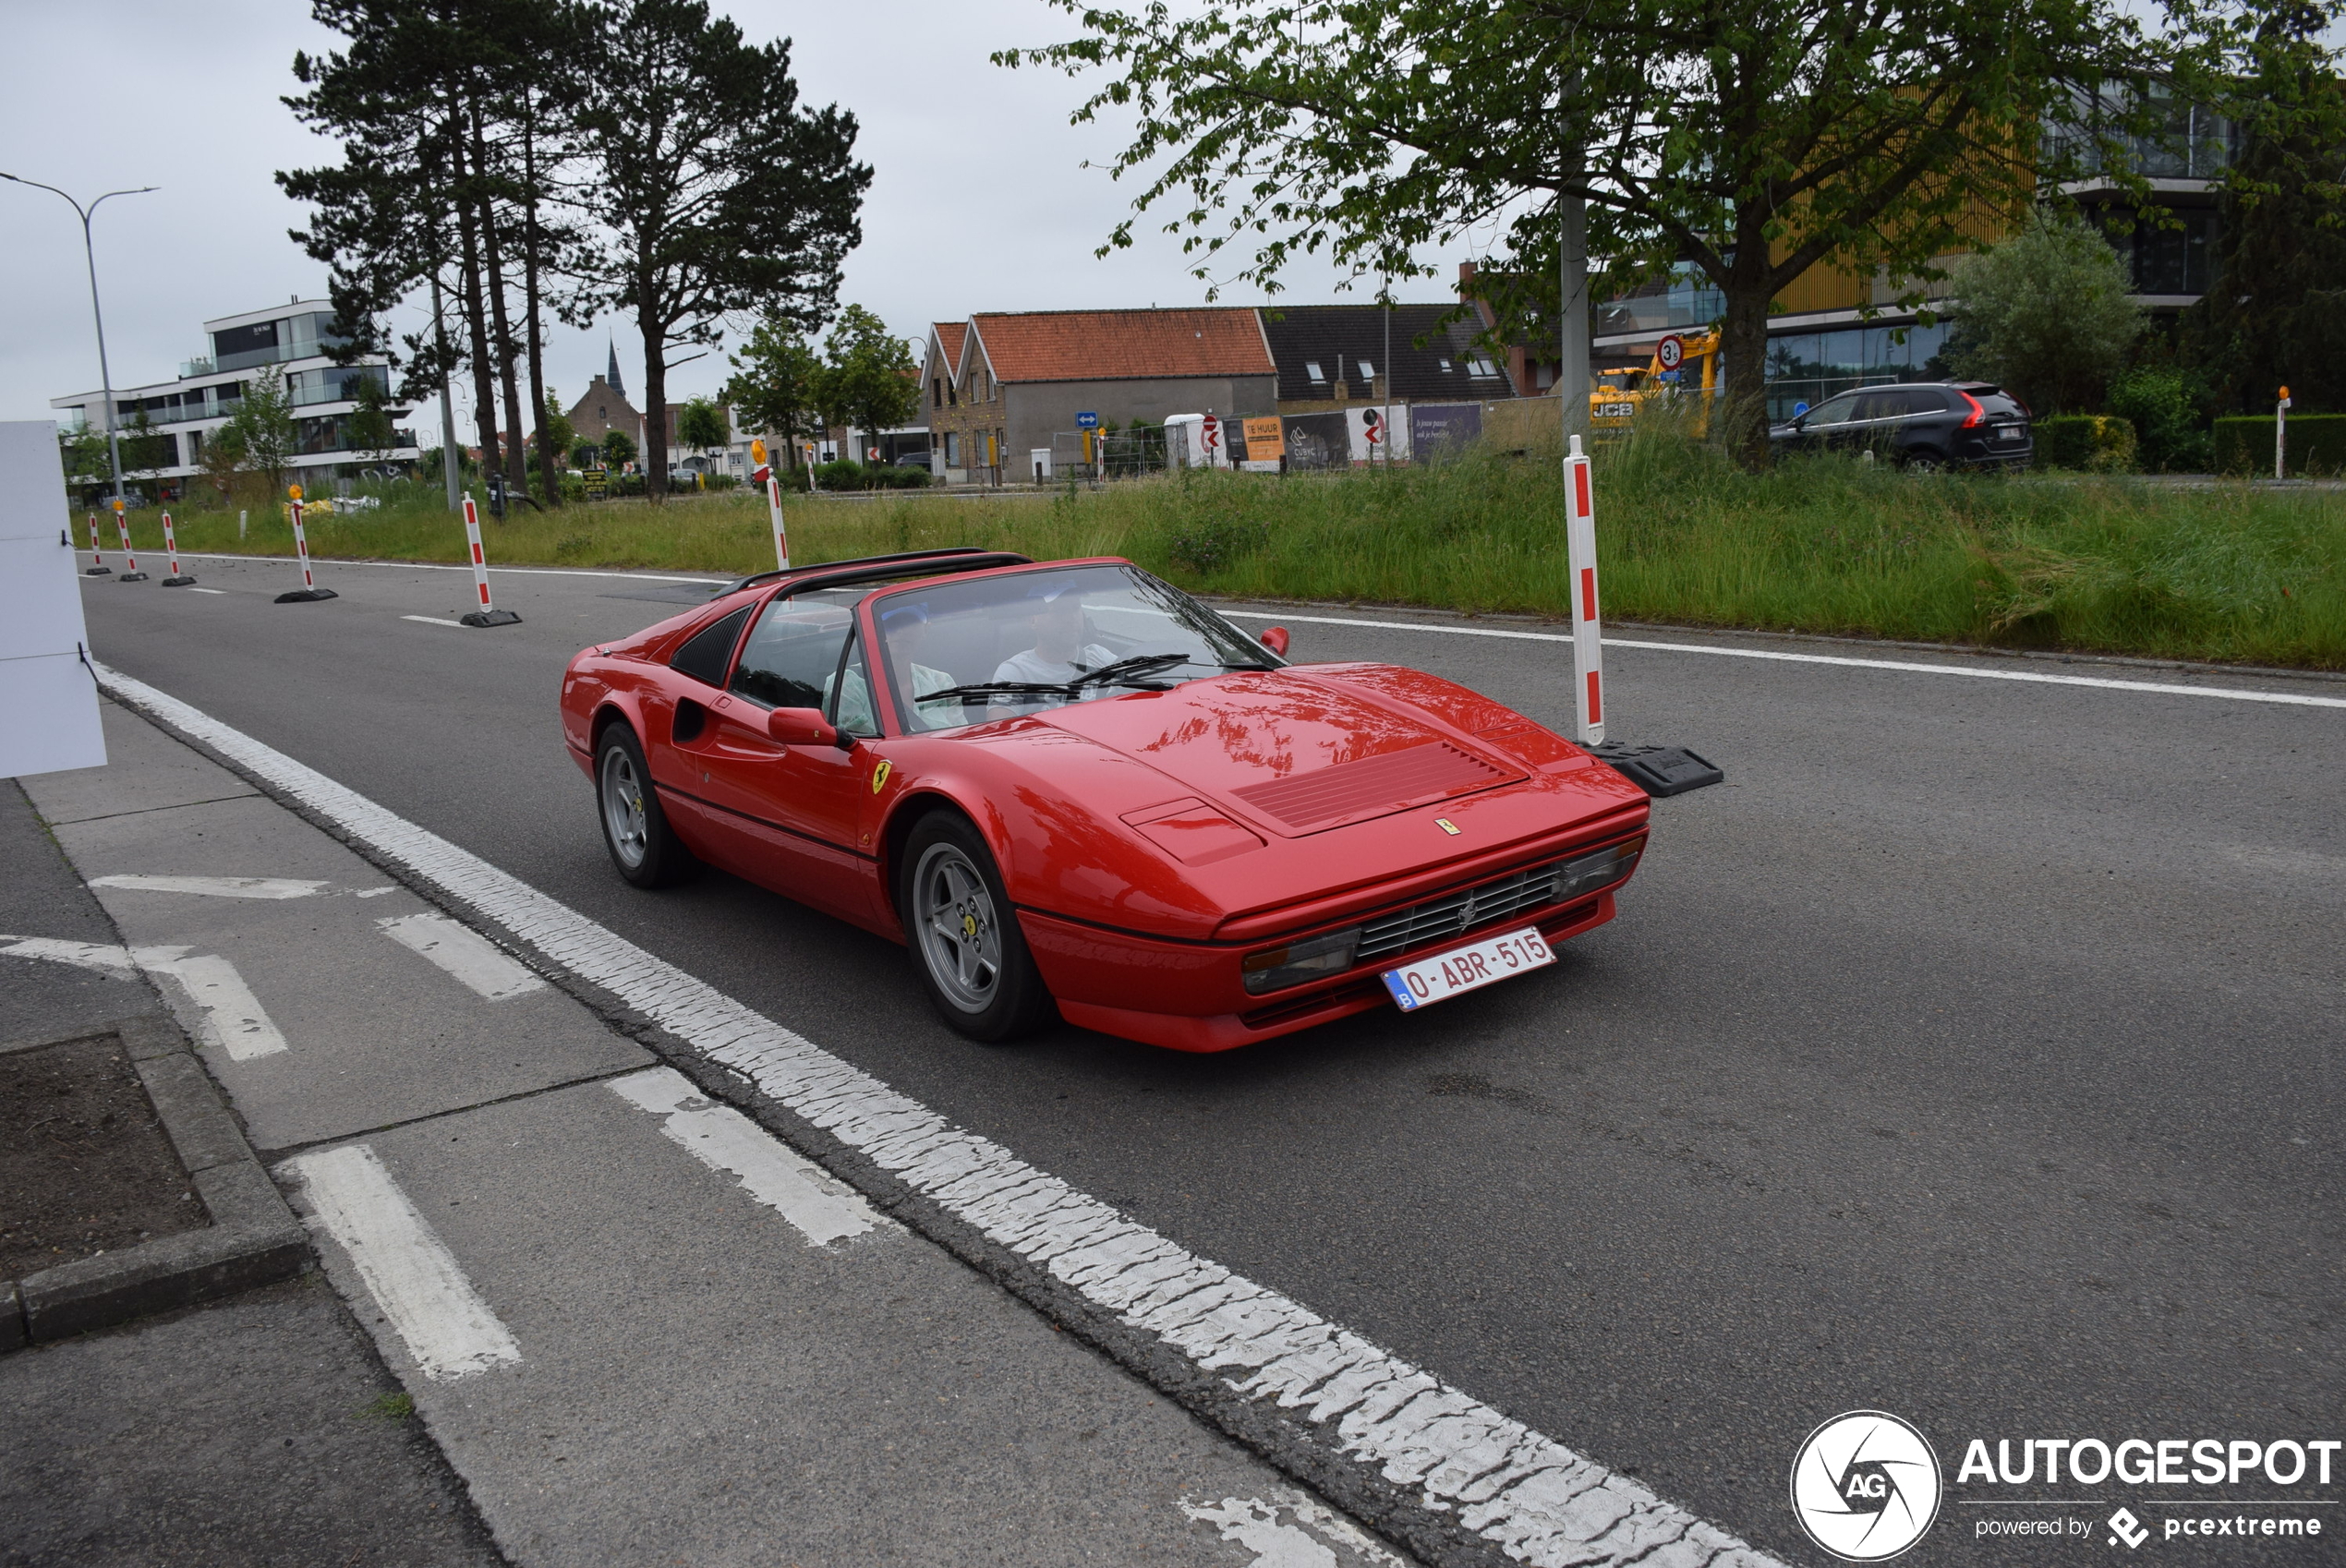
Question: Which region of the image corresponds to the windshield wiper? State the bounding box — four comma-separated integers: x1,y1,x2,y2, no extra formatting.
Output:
921,653,1201,706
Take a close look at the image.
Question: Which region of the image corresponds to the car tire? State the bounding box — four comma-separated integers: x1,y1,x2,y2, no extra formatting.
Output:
595,723,695,888
1900,448,1947,474
898,813,1056,1043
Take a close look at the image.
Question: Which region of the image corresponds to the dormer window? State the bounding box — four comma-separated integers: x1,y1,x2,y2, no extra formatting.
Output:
1305,360,1325,383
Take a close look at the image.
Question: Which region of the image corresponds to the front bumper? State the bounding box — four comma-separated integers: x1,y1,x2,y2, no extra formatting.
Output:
1021,843,1639,1051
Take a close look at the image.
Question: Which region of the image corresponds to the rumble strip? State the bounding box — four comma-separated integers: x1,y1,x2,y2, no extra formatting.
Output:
91,660,1784,1568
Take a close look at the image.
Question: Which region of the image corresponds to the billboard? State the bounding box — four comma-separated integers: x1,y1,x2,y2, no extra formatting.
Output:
1409,403,1483,461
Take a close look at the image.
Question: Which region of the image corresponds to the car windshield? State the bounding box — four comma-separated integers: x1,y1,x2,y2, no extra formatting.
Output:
870,563,1281,732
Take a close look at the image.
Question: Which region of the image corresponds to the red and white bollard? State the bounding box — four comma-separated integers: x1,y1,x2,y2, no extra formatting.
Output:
160,511,196,586
1564,434,1603,745
113,499,148,582
85,513,111,575
274,484,336,602
458,493,521,626
753,440,790,572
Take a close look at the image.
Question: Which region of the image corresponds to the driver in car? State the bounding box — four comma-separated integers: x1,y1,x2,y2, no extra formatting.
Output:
835,603,958,733
987,590,1118,717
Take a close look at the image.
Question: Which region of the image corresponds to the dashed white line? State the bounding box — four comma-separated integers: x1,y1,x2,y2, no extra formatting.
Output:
610,1067,890,1246
91,874,327,900
0,936,189,974
1215,609,2346,710
283,1142,521,1381
91,659,1784,1568
376,911,547,1000
401,613,465,628
186,586,227,595
167,953,290,1059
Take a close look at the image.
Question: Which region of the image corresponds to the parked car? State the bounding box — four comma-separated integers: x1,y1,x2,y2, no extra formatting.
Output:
1769,381,2032,471
561,549,1653,1051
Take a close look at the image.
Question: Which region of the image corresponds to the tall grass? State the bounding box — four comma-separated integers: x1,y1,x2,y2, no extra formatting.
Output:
118,434,2346,668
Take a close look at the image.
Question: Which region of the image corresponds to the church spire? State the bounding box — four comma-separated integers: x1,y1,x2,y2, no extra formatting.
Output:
605,338,626,400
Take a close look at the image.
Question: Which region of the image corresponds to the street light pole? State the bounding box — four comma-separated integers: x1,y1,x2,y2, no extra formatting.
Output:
1,174,158,509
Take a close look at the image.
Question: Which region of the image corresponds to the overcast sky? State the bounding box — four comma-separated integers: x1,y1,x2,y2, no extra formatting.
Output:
0,1,1459,440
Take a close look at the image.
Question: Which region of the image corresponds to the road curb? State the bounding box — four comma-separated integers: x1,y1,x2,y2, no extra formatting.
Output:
3,1014,310,1350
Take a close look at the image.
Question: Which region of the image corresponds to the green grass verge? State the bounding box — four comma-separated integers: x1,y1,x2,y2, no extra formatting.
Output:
115,431,2346,669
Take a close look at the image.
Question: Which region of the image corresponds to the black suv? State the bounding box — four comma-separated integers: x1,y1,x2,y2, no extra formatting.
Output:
1769,381,2033,471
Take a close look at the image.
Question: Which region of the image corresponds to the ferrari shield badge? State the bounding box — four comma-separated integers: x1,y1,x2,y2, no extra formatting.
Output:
869,758,893,794
1435,817,1460,836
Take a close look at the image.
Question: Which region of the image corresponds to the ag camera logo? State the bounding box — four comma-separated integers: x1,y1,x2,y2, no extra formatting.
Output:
1790,1410,1944,1561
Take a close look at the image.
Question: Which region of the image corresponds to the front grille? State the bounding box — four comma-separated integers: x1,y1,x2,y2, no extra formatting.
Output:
1357,858,1587,963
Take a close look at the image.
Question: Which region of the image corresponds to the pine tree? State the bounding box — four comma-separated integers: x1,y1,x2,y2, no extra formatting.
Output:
578,0,865,498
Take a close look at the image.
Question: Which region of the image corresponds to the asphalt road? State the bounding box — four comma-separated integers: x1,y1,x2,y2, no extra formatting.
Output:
76,552,2346,1563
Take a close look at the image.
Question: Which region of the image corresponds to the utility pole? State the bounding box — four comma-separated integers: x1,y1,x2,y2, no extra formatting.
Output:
1558,180,1590,441
2,173,158,509
433,277,462,513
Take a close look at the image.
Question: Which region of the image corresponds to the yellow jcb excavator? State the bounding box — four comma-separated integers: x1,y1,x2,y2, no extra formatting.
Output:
1588,328,1721,434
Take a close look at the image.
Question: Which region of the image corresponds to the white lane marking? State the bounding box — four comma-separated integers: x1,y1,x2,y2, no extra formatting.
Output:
0,936,189,975
609,1067,889,1246
183,551,723,586
376,911,548,1000
186,586,227,595
354,886,398,898
91,660,1784,1568
401,614,464,628
283,1142,521,1380
1216,609,2346,710
167,953,290,1059
1183,1492,1407,1566
91,874,327,900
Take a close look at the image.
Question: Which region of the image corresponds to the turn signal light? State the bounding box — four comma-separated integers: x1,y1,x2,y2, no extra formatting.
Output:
1553,837,1645,900
1241,926,1361,995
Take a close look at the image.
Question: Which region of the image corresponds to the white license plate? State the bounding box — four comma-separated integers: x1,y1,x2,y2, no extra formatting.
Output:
1380,924,1555,1012
1993,424,2023,440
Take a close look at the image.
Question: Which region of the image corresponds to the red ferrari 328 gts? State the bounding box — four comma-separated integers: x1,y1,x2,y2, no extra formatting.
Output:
561,549,1650,1050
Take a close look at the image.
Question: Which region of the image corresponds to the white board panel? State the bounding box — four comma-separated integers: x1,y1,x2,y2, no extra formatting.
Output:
0,650,108,778
0,421,106,779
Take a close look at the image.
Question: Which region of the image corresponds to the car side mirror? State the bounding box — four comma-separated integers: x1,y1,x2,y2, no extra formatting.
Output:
767,706,840,748
1259,626,1290,657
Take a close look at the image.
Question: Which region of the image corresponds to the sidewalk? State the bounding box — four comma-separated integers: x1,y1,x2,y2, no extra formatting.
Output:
6,700,1408,1568
0,777,499,1568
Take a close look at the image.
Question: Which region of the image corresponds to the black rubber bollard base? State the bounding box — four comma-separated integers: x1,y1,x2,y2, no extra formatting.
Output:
273,587,338,603
459,609,523,628
117,572,149,583
162,575,198,587
84,565,113,575
1590,742,1724,797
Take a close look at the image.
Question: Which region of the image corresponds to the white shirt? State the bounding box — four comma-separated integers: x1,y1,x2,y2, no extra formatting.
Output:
988,644,1119,711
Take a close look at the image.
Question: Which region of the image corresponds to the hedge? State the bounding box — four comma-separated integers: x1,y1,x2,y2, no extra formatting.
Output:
2215,414,2346,477
2033,414,2136,472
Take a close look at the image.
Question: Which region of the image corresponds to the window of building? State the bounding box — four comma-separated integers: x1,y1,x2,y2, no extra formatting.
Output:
944,431,961,464
1533,362,1554,389
933,376,943,408
1357,359,1375,381
1305,360,1326,383
1467,356,1500,378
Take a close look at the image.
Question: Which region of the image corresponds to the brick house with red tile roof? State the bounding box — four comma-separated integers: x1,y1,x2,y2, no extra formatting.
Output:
919,308,1276,482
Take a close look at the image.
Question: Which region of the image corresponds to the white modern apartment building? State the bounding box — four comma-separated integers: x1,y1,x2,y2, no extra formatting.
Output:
51,297,417,500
